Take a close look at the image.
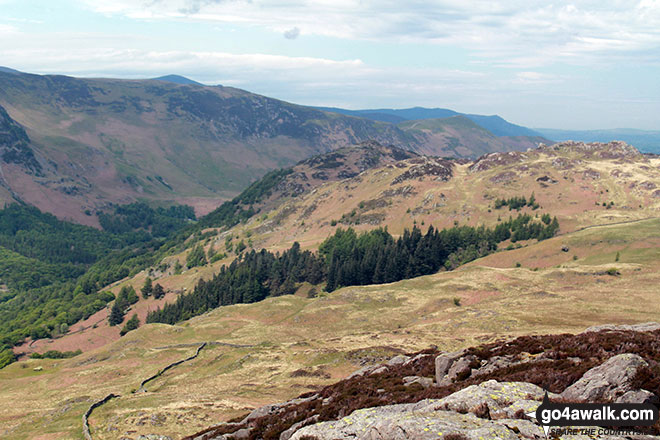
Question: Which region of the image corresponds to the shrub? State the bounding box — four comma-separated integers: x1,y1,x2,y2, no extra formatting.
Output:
30,349,81,359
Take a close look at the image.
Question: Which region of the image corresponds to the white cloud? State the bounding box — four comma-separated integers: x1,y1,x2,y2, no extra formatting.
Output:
515,71,559,84
75,1,660,67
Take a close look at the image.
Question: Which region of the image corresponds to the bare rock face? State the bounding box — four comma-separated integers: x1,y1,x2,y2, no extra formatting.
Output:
561,353,648,402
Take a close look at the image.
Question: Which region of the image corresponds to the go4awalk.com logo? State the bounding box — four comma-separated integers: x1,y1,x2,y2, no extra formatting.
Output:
526,393,658,438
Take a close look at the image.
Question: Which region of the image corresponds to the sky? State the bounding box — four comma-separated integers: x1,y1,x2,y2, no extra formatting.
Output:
1,0,659,130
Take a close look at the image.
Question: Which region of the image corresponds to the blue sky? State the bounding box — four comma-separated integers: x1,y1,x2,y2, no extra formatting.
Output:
1,0,659,129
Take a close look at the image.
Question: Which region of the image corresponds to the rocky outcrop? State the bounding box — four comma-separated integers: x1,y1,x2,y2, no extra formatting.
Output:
468,151,527,173
289,372,657,439
290,379,640,440
391,157,453,184
540,141,643,161
561,354,649,402
186,324,660,440
434,380,555,417
290,400,526,440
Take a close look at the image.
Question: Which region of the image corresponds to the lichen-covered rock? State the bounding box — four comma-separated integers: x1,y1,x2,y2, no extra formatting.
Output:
427,380,552,416
386,354,410,366
289,402,521,440
279,415,319,440
288,383,640,439
561,353,648,402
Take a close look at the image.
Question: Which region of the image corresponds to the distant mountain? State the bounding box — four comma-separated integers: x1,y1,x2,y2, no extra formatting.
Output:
315,106,458,123
464,114,543,137
0,68,548,226
536,128,660,154
0,66,22,75
0,70,424,225
398,115,548,157
153,74,204,86
315,106,546,138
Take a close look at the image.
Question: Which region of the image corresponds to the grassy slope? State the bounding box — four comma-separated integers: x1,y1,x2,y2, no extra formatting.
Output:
1,218,660,439
211,145,660,255
17,144,660,356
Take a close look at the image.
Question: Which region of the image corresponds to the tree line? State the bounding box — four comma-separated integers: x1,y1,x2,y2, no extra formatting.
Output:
147,213,559,325
0,202,195,369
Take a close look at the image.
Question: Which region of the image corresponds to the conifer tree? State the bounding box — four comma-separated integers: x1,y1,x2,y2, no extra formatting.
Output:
141,277,153,299
120,314,140,336
109,303,125,326
152,283,165,299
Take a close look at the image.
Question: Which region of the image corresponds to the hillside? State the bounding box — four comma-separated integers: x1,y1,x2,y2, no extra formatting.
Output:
14,140,660,358
2,216,660,439
1,140,659,438
194,140,660,256
0,70,418,225
398,115,547,157
0,70,549,226
191,324,660,439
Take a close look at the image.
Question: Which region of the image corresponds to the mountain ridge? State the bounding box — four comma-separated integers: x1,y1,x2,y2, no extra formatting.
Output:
0,69,546,226
315,105,546,138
